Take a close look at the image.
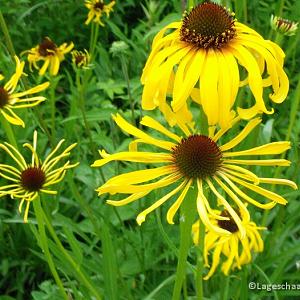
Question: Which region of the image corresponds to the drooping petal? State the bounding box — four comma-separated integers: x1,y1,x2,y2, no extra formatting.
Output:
222,141,290,157
113,114,175,150
136,180,187,225
92,150,172,167
220,118,261,151
166,179,192,224
200,49,220,126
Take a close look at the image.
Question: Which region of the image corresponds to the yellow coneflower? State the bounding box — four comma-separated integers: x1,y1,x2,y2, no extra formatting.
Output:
71,49,91,68
141,2,289,128
271,15,298,36
192,209,265,280
0,56,49,127
85,0,116,26
0,131,78,222
92,114,296,236
26,37,74,76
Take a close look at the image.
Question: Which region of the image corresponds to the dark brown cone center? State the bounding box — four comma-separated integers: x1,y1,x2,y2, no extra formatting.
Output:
172,135,222,179
38,37,57,57
0,87,9,108
94,2,104,10
21,167,46,192
180,2,236,49
218,210,239,233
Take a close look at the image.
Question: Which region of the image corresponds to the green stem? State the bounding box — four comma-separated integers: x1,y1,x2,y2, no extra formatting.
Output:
76,71,106,183
277,0,285,16
49,76,59,144
172,185,197,300
243,0,248,23
120,55,135,123
195,218,205,299
89,23,100,61
32,197,68,300
0,10,16,57
155,209,179,256
76,72,97,156
222,275,230,300
39,202,102,300
0,115,18,149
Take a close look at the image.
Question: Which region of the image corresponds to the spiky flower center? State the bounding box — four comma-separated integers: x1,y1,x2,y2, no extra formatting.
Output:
75,54,85,65
218,210,239,233
172,135,222,179
180,2,236,49
94,2,104,10
38,37,57,57
21,167,46,192
0,87,9,108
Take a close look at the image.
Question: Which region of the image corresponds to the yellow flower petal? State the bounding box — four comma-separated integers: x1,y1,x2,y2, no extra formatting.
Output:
140,116,181,142
92,150,172,167
166,179,192,224
104,166,175,186
259,178,297,189
218,172,277,209
98,174,181,195
172,49,206,112
197,180,231,236
1,109,24,127
222,141,290,157
113,113,175,150
214,176,250,222
107,191,150,206
225,173,287,205
136,180,187,225
220,118,261,151
223,159,291,166
200,49,219,126
206,178,246,238
204,243,223,280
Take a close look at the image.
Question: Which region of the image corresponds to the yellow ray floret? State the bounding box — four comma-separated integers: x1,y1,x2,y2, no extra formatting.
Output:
25,37,74,76
0,56,49,127
0,131,78,222
141,2,289,129
192,209,265,279
85,0,115,26
92,113,296,236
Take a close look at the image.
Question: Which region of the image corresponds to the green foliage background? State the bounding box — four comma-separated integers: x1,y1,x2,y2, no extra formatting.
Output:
0,0,299,299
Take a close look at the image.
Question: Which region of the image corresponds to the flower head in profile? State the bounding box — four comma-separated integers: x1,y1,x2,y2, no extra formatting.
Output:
192,209,265,280
0,131,78,222
25,37,74,76
141,2,289,128
92,114,296,236
71,49,91,69
0,56,49,127
271,15,298,36
85,0,116,26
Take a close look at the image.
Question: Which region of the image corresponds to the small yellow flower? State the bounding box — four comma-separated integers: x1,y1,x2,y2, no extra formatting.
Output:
192,209,265,280
141,2,289,128
92,114,296,235
271,15,298,36
85,0,116,26
0,56,49,127
26,37,74,76
0,131,78,222
71,49,91,68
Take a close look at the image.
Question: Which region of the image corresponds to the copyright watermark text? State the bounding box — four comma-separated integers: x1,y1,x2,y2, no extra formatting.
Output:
249,282,300,292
